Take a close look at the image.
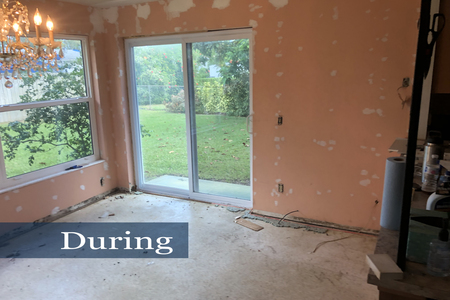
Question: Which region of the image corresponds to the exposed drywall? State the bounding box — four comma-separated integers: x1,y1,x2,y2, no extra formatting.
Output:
0,0,119,223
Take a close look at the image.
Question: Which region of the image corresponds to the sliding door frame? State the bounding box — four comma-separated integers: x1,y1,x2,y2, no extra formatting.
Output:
125,29,253,208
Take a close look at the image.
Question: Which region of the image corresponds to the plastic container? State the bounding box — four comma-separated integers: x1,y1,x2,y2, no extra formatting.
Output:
437,170,450,195
422,154,441,193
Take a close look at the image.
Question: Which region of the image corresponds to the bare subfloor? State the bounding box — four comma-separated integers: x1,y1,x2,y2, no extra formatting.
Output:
0,193,378,300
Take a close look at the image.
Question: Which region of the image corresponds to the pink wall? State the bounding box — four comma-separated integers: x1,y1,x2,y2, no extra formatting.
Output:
0,1,118,222
0,0,420,231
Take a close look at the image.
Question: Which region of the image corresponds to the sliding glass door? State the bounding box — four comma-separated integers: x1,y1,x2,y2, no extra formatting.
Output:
126,30,252,207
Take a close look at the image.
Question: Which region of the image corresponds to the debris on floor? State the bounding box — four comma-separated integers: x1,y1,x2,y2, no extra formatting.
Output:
235,218,264,231
134,192,143,195
241,211,328,234
99,211,115,218
226,207,246,213
115,195,124,199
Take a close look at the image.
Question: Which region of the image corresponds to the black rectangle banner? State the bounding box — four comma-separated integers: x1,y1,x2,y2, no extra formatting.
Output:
0,223,188,258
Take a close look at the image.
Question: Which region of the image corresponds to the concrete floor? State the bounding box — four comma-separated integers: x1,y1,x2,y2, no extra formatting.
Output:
0,193,378,300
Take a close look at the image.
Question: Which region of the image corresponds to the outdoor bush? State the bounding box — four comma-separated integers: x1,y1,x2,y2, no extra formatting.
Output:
196,80,227,114
164,90,185,113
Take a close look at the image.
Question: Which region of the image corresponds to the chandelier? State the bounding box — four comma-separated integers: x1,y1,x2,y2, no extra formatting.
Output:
0,0,63,88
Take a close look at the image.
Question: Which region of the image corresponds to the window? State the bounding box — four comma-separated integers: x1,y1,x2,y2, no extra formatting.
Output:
0,36,98,190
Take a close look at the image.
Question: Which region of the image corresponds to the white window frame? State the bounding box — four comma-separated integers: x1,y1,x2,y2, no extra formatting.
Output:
125,29,254,208
0,34,99,191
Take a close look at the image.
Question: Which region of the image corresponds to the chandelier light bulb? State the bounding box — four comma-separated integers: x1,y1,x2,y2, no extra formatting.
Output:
12,23,19,32
34,9,42,26
46,16,53,31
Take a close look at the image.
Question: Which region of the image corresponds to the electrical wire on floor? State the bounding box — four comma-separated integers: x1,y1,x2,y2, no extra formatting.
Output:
309,199,379,254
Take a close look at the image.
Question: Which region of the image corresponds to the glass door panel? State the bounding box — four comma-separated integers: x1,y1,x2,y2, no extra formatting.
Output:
189,39,251,200
132,44,189,190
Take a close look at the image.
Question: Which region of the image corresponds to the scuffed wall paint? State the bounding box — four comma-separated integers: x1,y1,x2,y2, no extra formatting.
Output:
161,0,195,19
212,0,231,10
7,0,420,231
134,3,151,33
89,0,418,230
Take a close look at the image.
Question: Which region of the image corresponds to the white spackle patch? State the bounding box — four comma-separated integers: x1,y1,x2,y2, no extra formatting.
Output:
372,193,378,198
376,133,382,137
327,190,331,193
381,57,388,62
51,207,60,215
313,139,317,143
330,70,337,76
264,47,269,52
164,0,195,19
281,137,285,142
278,21,284,28
249,4,262,12
269,0,289,9
89,8,105,34
329,140,336,145
361,146,367,149
103,162,109,171
80,170,84,174
369,48,374,51
50,179,55,183
136,17,142,33
275,201,278,206
275,54,282,58
80,185,86,191
329,108,334,112
371,148,376,152
317,191,322,195
328,147,334,151
298,46,303,51
275,144,281,150
278,156,281,160
350,194,354,197
375,153,381,157
276,179,282,183
363,108,376,115
4,195,10,201
254,155,257,160
249,19,258,28
366,9,371,13
174,27,181,32
376,109,383,116
95,73,99,80
289,189,293,194
276,93,282,99
254,178,257,182
368,79,373,85
372,174,380,179
383,16,389,20
278,36,283,40
259,13,264,18
381,37,388,42
274,137,280,142
102,7,118,24
379,96,386,100
277,72,284,77
361,170,369,176
119,69,123,77
53,195,58,200
332,40,337,45
106,175,111,179
317,141,327,147
98,108,103,115
359,179,371,187
332,7,338,20
16,206,23,213
13,189,19,194
212,0,230,10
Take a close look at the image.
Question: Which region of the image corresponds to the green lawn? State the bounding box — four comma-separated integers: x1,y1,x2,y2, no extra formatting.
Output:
139,105,250,185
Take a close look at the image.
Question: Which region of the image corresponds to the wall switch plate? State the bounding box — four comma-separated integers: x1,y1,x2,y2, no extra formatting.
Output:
278,183,284,193
402,77,410,88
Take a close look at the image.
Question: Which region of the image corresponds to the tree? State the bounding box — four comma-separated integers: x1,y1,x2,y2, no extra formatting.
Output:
0,57,93,166
193,39,250,117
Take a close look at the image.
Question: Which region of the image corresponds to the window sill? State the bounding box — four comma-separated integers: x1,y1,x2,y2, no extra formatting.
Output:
0,160,105,195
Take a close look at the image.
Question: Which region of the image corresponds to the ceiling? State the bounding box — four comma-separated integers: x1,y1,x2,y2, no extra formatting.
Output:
58,0,158,8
